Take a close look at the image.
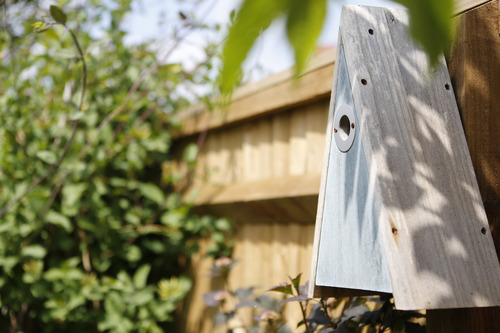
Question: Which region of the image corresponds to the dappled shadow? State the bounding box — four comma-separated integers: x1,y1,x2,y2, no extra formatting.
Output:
447,1,500,261
327,5,500,310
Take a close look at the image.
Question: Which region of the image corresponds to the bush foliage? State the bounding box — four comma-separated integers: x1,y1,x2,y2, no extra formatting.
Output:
204,261,425,333
0,1,230,331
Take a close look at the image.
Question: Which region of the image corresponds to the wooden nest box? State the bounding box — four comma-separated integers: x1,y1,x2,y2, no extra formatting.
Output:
309,5,500,310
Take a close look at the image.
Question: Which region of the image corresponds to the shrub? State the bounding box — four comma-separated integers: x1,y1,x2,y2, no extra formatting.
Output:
204,259,425,333
0,1,229,331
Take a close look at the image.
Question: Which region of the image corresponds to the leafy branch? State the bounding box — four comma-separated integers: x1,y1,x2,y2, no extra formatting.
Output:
0,6,86,219
219,0,454,95
0,3,217,219
0,1,229,331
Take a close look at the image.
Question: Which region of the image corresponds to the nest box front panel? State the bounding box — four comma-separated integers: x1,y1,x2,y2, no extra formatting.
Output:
316,46,392,294
310,5,500,310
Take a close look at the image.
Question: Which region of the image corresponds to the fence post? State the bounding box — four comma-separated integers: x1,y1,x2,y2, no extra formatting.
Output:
427,1,500,330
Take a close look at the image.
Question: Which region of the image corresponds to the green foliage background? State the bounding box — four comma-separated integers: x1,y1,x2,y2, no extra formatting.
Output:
0,0,231,331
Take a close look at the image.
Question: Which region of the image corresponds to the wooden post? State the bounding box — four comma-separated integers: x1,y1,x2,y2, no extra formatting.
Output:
427,0,500,331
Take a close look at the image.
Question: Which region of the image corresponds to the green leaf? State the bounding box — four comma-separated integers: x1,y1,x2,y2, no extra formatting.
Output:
267,282,293,295
70,112,84,121
157,276,192,301
32,21,51,33
77,218,96,232
211,232,225,243
151,301,175,321
394,0,453,66
66,294,86,311
290,273,302,292
0,257,19,274
36,150,57,164
143,239,166,254
132,288,155,306
219,0,288,94
22,245,47,259
43,268,66,281
104,291,126,315
46,210,73,232
138,183,165,205
62,183,87,216
285,0,327,75
124,245,142,262
160,211,184,228
182,143,198,166
133,264,151,289
110,177,128,187
124,212,141,225
54,48,78,59
50,5,67,25
215,218,233,231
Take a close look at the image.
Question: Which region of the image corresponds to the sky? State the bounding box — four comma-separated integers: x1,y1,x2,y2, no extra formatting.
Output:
123,0,402,82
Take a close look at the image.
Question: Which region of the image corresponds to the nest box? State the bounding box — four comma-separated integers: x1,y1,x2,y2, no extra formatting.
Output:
309,5,500,310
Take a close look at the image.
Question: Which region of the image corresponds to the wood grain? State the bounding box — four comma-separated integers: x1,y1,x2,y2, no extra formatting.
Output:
306,102,329,174
428,0,500,331
271,112,291,178
176,24,334,333
310,5,500,310
308,42,342,299
175,55,335,138
315,44,392,294
455,0,491,13
223,223,315,331
289,108,308,176
194,174,320,206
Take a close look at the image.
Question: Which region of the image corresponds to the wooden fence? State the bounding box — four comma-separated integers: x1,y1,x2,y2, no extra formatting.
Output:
173,49,335,332
170,1,500,331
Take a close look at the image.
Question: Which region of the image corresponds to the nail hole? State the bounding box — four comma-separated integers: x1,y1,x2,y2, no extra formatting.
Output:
368,28,374,35
392,227,398,235
481,227,487,235
361,79,367,85
445,83,450,90
338,115,351,140
334,128,338,133
351,123,355,129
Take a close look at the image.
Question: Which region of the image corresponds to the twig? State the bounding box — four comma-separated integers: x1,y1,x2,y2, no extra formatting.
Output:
320,298,334,328
76,228,92,271
299,300,312,333
2,0,7,32
38,170,69,219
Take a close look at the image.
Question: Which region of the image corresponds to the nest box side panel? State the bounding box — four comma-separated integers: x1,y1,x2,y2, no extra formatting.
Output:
315,46,392,294
340,5,500,310
309,41,341,299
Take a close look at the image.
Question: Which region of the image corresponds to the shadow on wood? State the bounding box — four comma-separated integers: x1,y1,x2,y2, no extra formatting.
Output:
310,5,500,311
